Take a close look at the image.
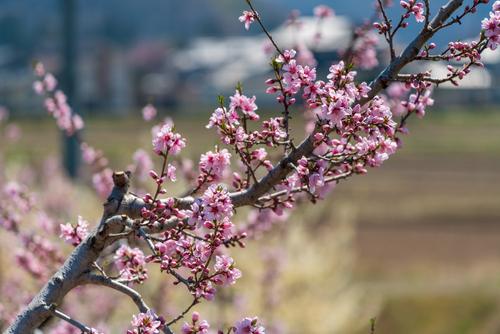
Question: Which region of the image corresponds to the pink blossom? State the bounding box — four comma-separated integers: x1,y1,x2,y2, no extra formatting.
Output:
412,3,425,22
198,149,232,183
495,1,500,12
235,317,266,334
400,1,425,23
351,30,379,70
313,5,334,18
128,311,163,334
213,255,242,286
152,123,186,156
132,149,154,181
166,164,177,182
72,114,84,131
43,74,57,92
142,103,157,121
15,249,45,279
92,168,114,198
33,81,44,95
239,11,256,30
2,181,33,214
115,245,148,284
81,143,97,164
181,312,210,334
200,184,233,222
482,3,500,50
230,90,259,121
240,209,287,238
36,212,56,233
275,49,296,64
296,43,317,67
59,216,89,246
386,83,410,117
32,64,84,135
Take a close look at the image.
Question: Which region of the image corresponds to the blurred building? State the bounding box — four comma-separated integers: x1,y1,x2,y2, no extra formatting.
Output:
0,7,498,116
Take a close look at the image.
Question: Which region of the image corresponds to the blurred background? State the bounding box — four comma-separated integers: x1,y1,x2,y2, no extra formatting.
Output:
0,0,500,333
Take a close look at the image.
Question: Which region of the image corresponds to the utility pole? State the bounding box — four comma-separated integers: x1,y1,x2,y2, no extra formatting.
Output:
60,0,80,178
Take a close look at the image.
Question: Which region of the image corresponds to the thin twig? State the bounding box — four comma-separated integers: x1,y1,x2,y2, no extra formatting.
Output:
46,305,94,333
80,273,174,334
245,0,284,58
166,298,200,326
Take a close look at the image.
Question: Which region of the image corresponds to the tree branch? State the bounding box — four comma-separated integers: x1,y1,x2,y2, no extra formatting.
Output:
46,305,95,333
6,172,132,333
6,2,467,333
80,273,175,334
360,0,464,105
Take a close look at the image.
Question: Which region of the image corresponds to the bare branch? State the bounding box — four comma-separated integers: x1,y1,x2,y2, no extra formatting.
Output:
46,305,95,333
376,0,396,59
244,0,283,57
361,0,464,104
255,171,353,205
80,274,174,334
80,274,150,313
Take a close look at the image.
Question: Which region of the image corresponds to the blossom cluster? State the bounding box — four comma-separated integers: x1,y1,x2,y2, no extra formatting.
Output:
400,0,425,23
179,312,265,334
206,91,280,190
263,50,399,205
152,123,186,156
127,311,164,334
234,317,266,334
238,209,287,239
197,148,232,187
80,142,115,197
350,29,379,70
482,1,500,50
401,81,434,118
142,185,243,301
181,312,209,334
374,0,424,35
0,178,65,285
0,181,33,232
32,62,84,135
131,149,154,181
59,216,89,246
81,142,109,169
114,245,149,284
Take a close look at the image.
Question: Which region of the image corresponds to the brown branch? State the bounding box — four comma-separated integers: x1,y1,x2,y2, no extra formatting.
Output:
120,0,468,226
254,171,353,205
376,0,396,59
6,2,468,333
245,0,283,58
360,0,465,105
80,273,174,334
6,172,132,333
